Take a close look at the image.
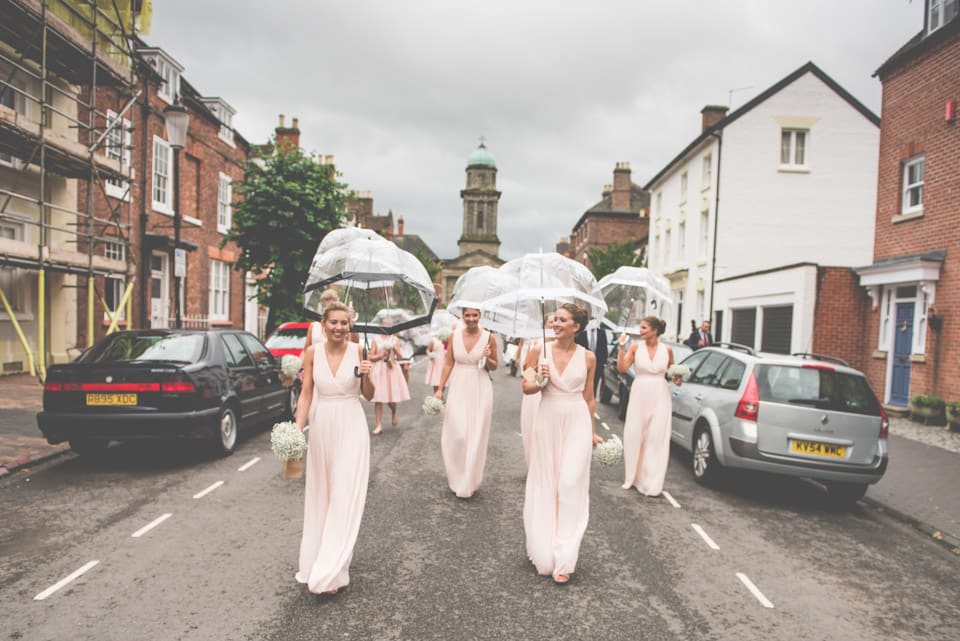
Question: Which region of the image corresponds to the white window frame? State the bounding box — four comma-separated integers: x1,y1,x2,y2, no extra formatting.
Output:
928,0,959,33
217,173,233,233
0,220,29,315
655,191,662,217
209,259,231,321
104,239,125,262
156,58,180,104
696,290,705,322
678,220,686,257
664,228,672,267
103,274,126,322
654,234,660,271
901,155,924,215
679,171,688,204
152,136,173,215
780,128,808,167
699,210,709,258
877,287,893,351
701,155,712,189
105,110,132,201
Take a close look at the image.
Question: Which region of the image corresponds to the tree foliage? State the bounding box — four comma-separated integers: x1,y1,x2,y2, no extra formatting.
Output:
225,145,349,334
414,248,443,283
586,240,647,280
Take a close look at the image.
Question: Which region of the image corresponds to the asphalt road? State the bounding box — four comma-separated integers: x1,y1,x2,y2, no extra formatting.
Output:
1,361,958,641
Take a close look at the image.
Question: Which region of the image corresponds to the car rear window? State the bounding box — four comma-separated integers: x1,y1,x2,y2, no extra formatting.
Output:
78,333,205,364
265,327,308,350
754,364,881,416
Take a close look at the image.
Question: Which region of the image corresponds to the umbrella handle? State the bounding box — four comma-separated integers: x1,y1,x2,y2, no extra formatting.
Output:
354,345,368,378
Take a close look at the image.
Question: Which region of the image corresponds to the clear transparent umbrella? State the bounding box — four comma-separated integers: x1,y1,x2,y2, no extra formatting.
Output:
303,236,437,336
447,266,522,334
598,266,673,334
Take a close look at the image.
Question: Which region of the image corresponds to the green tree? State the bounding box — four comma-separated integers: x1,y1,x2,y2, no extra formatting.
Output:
414,248,443,283
225,145,349,334
586,240,646,280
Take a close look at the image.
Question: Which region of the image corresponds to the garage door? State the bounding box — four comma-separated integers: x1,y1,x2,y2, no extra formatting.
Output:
731,308,756,348
761,305,793,354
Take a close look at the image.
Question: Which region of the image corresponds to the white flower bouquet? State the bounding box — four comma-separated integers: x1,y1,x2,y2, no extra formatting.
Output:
271,421,307,478
280,355,302,387
428,351,441,360
667,363,691,382
593,434,623,467
436,327,452,342
422,396,445,416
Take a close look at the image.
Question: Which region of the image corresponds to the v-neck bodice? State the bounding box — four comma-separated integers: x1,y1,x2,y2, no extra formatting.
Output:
633,340,667,378
544,343,587,397
453,328,488,365
313,343,361,400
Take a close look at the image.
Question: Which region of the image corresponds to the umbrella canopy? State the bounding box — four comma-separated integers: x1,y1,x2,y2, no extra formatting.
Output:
303,236,437,335
598,266,673,334
480,252,607,339
316,227,383,254
447,266,521,317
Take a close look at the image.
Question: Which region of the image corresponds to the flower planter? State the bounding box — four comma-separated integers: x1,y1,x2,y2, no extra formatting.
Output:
946,408,960,433
910,404,945,425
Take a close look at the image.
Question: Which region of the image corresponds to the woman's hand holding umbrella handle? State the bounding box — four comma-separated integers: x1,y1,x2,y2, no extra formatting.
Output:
618,333,628,346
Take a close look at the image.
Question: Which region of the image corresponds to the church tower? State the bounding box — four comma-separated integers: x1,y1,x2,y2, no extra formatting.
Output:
458,141,501,258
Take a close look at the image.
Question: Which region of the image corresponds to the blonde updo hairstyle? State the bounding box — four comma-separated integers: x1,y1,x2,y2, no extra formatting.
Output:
642,315,667,336
558,302,588,333
322,301,353,326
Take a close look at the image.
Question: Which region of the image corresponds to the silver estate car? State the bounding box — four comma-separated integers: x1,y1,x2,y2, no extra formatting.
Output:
669,344,889,505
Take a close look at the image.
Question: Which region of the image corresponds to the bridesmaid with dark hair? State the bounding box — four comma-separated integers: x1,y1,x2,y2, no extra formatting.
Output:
617,315,682,497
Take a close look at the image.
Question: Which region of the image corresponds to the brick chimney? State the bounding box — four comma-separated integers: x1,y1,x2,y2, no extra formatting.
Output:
397,215,404,238
700,105,728,132
275,113,301,151
611,162,632,210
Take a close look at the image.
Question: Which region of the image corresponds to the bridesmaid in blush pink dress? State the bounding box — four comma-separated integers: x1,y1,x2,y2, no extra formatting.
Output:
424,336,445,393
369,334,411,434
523,304,603,584
617,316,680,497
434,307,498,498
294,302,375,595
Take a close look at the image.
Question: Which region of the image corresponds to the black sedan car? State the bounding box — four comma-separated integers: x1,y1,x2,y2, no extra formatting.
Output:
599,339,693,419
37,329,290,457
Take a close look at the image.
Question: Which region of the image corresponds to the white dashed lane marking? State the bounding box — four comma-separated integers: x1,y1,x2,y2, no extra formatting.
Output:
193,481,224,499
662,491,681,508
34,560,99,601
691,523,720,550
131,513,172,538
600,421,611,432
237,457,261,472
737,572,775,608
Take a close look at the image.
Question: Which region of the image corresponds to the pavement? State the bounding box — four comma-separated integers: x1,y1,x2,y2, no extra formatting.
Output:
1,372,959,553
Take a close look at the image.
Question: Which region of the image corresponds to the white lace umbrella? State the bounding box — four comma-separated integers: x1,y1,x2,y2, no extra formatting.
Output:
480,252,607,340
303,236,437,335
598,266,673,334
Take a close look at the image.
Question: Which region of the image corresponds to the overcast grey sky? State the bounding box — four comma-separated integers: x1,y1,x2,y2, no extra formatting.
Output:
149,0,923,261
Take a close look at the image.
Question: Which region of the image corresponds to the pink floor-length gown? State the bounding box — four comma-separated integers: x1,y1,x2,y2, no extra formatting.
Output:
424,338,445,387
519,339,544,467
370,336,411,403
622,341,671,495
311,322,324,346
296,344,370,593
524,344,593,578
441,328,493,498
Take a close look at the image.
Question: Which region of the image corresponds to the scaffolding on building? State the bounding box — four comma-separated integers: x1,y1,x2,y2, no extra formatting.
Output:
0,0,147,379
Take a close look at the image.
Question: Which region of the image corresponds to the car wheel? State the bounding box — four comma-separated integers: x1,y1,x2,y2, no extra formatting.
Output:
213,405,238,456
599,380,612,404
68,437,109,458
692,426,721,485
826,482,868,507
617,384,629,420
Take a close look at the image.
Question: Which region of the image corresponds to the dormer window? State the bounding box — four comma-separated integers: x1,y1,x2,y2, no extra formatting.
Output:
138,48,185,105
200,97,237,146
928,0,958,34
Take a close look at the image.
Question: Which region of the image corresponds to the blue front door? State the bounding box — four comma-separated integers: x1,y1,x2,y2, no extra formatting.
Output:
890,302,914,406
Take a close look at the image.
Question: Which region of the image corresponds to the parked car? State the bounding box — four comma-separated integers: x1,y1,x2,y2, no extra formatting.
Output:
599,339,693,420
37,329,290,457
667,344,888,504
264,321,312,416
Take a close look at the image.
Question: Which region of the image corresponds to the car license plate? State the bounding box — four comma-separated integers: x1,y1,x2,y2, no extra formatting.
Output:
790,439,845,458
86,393,137,406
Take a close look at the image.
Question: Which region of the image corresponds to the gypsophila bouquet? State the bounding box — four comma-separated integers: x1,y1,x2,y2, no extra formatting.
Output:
422,396,445,416
593,434,623,467
436,327,452,342
667,364,691,382
270,421,306,461
281,355,302,378
428,350,440,360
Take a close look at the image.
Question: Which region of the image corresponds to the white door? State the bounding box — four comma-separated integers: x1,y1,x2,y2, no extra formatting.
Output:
150,252,169,328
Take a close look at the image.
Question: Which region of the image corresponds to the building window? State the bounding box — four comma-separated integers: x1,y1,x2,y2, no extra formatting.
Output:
680,172,688,203
217,173,232,233
696,290,705,322
928,0,959,33
664,228,671,266
104,275,126,321
476,204,484,233
878,288,893,351
780,129,808,166
654,235,660,270
104,240,125,262
155,57,180,103
655,191,662,216
0,221,27,313
0,69,27,167
699,210,709,257
210,260,230,320
152,137,172,213
702,155,712,188
901,155,924,214
678,220,686,257
105,110,132,200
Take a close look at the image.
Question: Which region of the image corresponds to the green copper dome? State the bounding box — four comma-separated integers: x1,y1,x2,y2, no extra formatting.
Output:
467,143,496,168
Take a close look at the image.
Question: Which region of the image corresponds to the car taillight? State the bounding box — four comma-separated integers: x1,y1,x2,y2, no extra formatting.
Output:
43,382,62,392
735,372,759,422
802,363,834,371
63,382,161,392
161,381,196,393
879,406,889,439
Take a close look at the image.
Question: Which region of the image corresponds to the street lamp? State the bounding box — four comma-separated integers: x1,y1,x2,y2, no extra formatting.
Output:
164,98,189,329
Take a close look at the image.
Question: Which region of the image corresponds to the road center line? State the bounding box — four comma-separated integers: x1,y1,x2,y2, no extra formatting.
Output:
691,523,720,550
34,560,99,601
193,481,224,499
600,421,611,432
594,412,600,420
662,491,681,508
237,457,261,472
737,572,775,608
131,513,172,538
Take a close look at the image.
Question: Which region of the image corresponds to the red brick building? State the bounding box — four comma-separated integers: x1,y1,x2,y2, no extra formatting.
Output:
855,1,959,407
569,162,649,270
